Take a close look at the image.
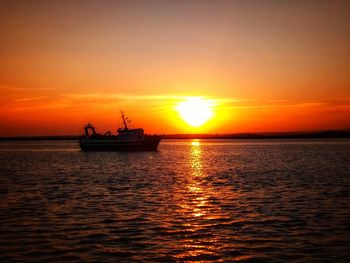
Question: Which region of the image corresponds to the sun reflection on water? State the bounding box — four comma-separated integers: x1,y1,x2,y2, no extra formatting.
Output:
188,140,205,218
190,140,202,177
175,139,222,261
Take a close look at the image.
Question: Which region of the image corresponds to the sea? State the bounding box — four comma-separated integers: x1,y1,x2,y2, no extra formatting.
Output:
0,139,349,262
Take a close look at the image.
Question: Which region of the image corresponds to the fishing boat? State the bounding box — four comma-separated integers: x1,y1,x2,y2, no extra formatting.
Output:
79,112,162,151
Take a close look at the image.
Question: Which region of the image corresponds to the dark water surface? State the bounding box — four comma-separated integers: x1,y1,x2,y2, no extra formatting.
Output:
0,139,349,262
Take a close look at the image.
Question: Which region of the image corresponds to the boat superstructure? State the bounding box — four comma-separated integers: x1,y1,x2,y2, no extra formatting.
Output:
79,112,162,151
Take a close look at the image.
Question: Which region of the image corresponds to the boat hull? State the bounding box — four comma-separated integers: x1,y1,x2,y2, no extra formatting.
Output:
79,137,162,151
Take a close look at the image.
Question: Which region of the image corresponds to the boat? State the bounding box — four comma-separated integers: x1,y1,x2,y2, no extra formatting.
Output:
79,112,162,151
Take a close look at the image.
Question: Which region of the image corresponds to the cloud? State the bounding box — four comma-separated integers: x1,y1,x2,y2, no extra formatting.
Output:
4,90,350,115
14,96,49,102
64,93,253,106
65,93,193,101
226,98,350,110
0,84,55,91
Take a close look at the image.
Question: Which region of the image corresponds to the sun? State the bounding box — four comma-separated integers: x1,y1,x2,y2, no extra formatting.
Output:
176,97,215,127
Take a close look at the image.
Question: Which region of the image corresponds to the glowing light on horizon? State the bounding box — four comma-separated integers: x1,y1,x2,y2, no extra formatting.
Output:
191,140,200,146
176,97,215,127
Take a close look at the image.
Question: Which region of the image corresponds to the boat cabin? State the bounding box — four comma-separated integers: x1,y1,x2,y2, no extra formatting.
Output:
117,128,145,140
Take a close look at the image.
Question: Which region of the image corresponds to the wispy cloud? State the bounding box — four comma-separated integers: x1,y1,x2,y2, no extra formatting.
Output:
6,92,246,112
4,90,350,115
64,92,252,104
14,96,49,102
227,98,349,110
65,93,201,101
0,84,55,91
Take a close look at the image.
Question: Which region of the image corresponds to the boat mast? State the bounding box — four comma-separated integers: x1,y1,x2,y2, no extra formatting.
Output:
121,111,128,130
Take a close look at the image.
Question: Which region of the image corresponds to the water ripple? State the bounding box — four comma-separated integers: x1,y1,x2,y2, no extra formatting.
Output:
0,139,350,262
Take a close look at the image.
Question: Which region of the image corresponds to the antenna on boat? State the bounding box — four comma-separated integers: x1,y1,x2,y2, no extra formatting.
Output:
121,111,128,130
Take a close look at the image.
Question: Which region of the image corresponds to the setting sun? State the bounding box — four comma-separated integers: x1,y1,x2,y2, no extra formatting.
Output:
176,97,215,127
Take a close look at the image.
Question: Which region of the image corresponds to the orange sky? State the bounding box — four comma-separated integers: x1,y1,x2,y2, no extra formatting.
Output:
1,1,350,136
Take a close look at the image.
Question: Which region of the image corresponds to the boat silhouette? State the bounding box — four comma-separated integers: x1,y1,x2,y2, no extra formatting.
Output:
79,112,162,151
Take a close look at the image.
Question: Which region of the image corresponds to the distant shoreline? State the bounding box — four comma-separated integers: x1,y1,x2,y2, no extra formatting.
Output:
1,130,350,140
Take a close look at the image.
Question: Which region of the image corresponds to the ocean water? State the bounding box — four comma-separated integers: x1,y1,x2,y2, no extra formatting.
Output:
0,139,349,262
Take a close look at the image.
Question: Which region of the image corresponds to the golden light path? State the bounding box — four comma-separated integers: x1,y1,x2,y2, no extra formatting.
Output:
175,139,221,260
176,97,215,127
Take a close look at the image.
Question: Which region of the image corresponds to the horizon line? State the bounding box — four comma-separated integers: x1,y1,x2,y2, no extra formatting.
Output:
1,129,350,140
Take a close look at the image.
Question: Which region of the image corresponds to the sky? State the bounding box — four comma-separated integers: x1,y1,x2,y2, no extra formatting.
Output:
1,0,349,136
